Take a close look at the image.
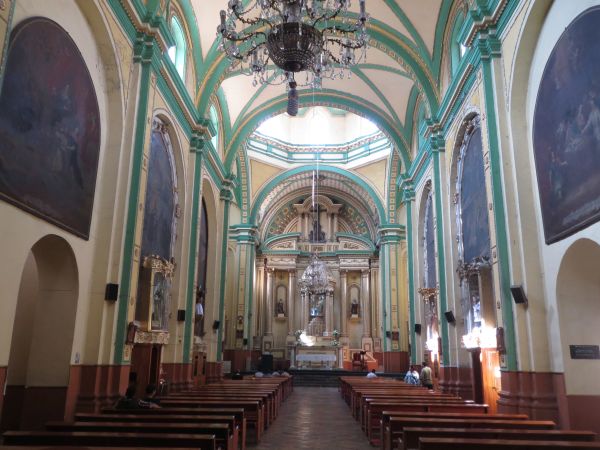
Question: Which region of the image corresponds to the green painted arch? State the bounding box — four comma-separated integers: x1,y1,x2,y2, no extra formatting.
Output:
223,90,411,172
172,0,204,86
249,165,387,225
196,17,440,116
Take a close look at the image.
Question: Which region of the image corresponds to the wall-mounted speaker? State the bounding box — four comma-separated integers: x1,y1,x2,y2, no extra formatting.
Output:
243,338,248,346
177,309,186,322
510,285,528,306
212,320,221,330
385,331,392,338
444,310,456,324
105,283,118,301
414,323,422,334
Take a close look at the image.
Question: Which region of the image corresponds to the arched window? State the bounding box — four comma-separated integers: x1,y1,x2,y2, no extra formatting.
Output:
450,12,466,75
168,16,186,79
209,104,220,152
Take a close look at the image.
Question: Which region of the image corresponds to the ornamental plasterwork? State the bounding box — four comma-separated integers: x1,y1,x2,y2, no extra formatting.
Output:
339,258,370,270
134,330,170,345
251,131,387,154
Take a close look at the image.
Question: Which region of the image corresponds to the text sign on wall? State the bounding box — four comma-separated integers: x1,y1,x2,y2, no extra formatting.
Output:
569,345,600,360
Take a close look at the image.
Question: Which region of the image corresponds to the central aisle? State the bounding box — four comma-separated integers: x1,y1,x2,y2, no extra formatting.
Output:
254,386,371,450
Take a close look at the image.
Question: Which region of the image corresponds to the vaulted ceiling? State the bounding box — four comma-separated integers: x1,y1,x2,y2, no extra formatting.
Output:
189,0,455,172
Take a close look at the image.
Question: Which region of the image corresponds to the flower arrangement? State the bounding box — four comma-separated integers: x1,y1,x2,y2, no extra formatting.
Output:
331,329,340,347
294,329,303,343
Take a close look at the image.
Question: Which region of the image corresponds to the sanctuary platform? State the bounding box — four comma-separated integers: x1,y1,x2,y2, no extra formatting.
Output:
289,369,404,387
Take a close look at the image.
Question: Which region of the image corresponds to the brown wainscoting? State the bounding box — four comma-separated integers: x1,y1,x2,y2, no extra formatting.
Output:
223,349,261,373
0,366,6,424
162,363,193,392
438,366,473,399
497,371,564,425
71,365,130,414
383,351,409,373
565,394,600,434
205,361,224,384
1,385,68,430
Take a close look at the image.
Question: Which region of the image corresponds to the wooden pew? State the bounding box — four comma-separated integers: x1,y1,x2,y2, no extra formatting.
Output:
381,411,529,450
0,447,193,449
2,431,216,449
418,437,600,449
402,428,596,450
158,399,262,444
366,402,489,443
101,407,246,450
46,421,232,450
76,413,238,450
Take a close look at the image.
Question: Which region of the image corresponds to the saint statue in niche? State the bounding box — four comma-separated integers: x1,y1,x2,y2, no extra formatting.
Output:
351,298,359,317
276,298,285,317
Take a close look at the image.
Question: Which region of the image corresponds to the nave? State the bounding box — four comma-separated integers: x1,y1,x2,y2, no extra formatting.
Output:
254,387,371,450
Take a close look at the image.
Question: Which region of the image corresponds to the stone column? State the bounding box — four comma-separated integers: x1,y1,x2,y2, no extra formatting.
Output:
301,290,309,330
287,270,296,335
325,288,334,335
361,269,371,337
265,268,274,336
328,214,334,241
340,270,348,336
333,213,338,238
300,213,305,241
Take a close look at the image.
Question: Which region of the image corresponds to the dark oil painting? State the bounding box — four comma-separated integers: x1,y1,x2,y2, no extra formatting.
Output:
0,18,100,239
534,7,600,244
460,125,491,262
140,123,177,260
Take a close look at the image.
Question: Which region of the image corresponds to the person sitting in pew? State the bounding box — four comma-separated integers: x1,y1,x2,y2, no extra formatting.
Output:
115,386,160,410
366,369,378,379
232,370,244,380
143,383,161,406
420,361,433,390
404,365,420,385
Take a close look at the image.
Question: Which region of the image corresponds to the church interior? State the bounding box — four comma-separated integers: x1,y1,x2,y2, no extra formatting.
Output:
1,0,600,448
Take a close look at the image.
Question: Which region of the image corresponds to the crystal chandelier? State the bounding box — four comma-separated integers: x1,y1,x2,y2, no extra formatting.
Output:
218,0,369,115
299,253,331,293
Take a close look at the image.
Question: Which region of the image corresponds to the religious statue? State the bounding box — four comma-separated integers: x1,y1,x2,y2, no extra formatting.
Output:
276,298,285,316
351,298,359,316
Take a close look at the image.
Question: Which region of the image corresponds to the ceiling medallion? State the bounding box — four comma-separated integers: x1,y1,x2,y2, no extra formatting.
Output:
218,0,369,116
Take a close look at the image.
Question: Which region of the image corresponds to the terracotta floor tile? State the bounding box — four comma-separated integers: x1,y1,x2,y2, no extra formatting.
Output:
252,387,371,450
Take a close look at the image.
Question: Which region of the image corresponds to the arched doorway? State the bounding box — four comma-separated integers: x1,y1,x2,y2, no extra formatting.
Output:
1,235,78,431
556,238,600,433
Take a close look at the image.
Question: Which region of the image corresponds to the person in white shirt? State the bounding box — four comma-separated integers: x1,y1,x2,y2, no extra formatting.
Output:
366,369,377,378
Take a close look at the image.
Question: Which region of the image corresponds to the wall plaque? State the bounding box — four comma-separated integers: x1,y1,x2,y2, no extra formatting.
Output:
569,345,600,360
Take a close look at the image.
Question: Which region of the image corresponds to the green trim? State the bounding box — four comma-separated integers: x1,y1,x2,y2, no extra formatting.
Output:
224,90,411,171
381,243,388,352
404,195,417,364
431,146,450,365
248,165,386,224
183,139,205,362
480,38,517,370
216,194,232,360
244,242,255,347
114,44,154,365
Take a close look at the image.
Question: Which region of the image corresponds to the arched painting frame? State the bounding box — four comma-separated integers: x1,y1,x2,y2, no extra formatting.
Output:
533,6,600,244
0,18,101,239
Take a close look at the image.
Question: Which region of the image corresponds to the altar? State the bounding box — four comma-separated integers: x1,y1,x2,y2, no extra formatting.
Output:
295,346,340,369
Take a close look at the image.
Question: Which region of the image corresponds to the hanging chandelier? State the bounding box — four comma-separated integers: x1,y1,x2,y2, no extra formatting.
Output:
299,253,331,293
218,0,369,115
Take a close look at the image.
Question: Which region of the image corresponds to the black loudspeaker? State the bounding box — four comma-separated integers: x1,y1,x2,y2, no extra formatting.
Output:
212,320,220,330
177,309,186,322
243,338,248,346
510,284,528,306
414,323,422,334
105,283,118,301
385,331,392,338
444,310,456,324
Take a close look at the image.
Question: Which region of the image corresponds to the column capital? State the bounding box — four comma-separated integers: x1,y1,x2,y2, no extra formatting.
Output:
377,224,405,245
189,132,208,155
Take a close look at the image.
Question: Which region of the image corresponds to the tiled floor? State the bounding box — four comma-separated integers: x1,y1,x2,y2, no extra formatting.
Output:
253,387,372,450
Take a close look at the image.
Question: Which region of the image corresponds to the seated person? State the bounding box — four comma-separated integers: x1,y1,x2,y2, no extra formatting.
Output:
255,370,264,378
115,386,159,409
366,369,377,378
143,383,161,405
232,370,243,380
403,365,420,385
